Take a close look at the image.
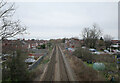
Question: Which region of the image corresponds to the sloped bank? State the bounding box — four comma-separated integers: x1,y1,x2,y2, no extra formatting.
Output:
60,45,105,81
66,55,105,81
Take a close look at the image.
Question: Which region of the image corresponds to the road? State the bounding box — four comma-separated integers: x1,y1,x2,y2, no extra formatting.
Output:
41,45,75,82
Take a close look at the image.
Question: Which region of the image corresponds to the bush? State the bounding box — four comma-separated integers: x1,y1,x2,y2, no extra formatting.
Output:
68,55,105,81
73,47,115,63
41,44,46,49
72,47,93,61
2,50,29,81
37,44,46,49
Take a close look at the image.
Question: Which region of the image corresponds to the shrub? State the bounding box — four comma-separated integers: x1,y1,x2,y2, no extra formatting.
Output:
72,47,93,61
2,50,29,81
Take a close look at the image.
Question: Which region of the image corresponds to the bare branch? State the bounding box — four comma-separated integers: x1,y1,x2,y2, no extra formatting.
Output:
82,24,102,48
0,3,15,18
0,0,27,40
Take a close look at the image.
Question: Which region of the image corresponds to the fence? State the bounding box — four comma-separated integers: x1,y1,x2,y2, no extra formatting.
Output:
29,53,47,70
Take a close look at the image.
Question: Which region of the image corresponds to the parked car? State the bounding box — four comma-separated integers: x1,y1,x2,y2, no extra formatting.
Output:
114,50,120,53
89,49,97,52
91,51,104,55
2,54,11,57
104,50,109,53
108,52,114,55
82,46,86,49
94,52,103,55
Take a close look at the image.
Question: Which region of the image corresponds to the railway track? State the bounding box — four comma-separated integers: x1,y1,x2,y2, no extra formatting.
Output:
42,45,56,81
58,46,69,81
42,45,75,82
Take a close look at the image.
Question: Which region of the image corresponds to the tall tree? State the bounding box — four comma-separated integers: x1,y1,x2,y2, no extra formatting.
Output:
0,0,26,40
1,0,28,82
82,24,102,48
104,34,113,49
2,49,29,81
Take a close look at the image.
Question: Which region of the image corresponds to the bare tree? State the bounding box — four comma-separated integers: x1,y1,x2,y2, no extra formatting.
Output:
82,27,91,47
104,34,113,42
104,34,114,49
0,0,26,40
82,24,102,48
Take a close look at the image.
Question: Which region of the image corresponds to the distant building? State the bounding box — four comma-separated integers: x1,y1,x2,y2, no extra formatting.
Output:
2,39,48,53
65,38,80,48
110,40,120,51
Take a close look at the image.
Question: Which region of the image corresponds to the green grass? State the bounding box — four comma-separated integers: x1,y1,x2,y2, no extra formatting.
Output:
84,62,93,68
42,59,49,64
49,47,53,51
31,51,35,53
84,61,117,71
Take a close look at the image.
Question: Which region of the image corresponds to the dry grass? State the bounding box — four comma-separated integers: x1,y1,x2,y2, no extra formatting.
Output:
29,64,44,81
66,55,105,81
73,46,115,63
92,54,115,63
60,44,116,81
29,48,53,81
28,54,50,81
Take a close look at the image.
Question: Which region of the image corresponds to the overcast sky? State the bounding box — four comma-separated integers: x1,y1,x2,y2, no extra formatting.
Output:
12,2,118,40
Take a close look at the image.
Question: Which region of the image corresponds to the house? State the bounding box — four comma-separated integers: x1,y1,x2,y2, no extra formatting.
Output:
110,40,120,52
111,40,120,45
2,39,30,53
65,38,80,48
2,39,48,53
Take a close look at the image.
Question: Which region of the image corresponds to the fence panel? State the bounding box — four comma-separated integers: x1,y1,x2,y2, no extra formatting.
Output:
29,54,47,70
